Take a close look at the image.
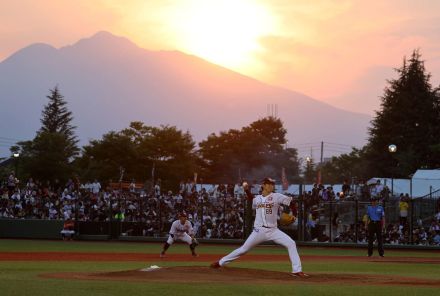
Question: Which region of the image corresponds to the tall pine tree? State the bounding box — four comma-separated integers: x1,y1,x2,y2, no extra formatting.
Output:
17,86,79,182
367,50,440,177
39,86,78,153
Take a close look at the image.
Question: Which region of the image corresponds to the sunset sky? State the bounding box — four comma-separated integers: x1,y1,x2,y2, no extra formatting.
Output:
2,0,440,114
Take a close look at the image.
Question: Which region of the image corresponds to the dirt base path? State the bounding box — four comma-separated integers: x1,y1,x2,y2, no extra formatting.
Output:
1,252,440,264
41,266,440,287
2,251,438,287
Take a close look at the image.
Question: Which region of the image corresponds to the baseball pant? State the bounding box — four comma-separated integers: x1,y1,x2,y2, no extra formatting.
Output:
219,227,302,272
167,233,193,245
368,221,384,256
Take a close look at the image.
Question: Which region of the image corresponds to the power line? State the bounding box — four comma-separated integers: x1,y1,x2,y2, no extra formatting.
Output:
323,141,358,148
292,142,322,146
0,138,17,142
324,146,353,151
324,149,352,154
0,142,14,146
291,142,359,151
324,144,353,150
295,147,351,152
296,147,321,150
0,136,22,141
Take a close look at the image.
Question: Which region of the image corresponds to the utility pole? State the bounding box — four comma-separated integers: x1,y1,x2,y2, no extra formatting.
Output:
320,141,324,164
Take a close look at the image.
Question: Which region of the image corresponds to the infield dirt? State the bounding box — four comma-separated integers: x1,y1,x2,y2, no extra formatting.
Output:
41,266,440,287
3,251,439,287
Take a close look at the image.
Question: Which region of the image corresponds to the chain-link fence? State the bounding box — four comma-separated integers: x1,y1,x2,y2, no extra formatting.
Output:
2,182,439,245
71,189,440,246
294,190,440,245
73,190,248,240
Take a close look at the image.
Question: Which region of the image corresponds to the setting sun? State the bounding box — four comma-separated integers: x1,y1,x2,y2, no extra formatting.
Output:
169,0,276,71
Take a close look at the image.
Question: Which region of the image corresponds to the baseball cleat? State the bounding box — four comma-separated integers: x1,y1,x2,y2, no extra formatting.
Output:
291,272,310,278
210,261,221,268
192,252,199,257
160,251,166,258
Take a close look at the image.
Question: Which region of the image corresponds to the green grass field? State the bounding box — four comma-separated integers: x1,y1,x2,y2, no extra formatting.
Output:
0,239,439,296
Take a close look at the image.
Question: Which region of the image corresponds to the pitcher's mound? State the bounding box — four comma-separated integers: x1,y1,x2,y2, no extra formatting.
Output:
42,266,440,287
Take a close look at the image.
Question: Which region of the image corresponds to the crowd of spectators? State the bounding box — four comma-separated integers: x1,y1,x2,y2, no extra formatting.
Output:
0,174,246,239
1,172,439,245
301,189,440,245
383,214,440,245
302,179,391,207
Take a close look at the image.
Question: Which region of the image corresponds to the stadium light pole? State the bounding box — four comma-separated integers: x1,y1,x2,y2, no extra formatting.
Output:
13,153,19,181
388,144,397,196
304,156,314,185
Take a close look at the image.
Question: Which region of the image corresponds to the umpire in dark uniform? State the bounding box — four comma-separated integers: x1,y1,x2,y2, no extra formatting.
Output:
365,197,385,257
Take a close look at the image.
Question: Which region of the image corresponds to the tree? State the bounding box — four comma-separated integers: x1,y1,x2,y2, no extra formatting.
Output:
77,122,198,190
366,50,440,177
135,123,199,189
319,147,369,184
198,116,300,183
76,131,137,183
39,86,78,153
273,147,301,183
16,86,79,182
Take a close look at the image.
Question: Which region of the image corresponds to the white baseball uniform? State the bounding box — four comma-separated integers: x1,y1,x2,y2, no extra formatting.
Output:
218,192,303,273
166,220,194,245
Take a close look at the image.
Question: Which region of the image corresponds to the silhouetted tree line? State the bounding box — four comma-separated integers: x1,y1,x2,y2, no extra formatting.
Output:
7,87,299,191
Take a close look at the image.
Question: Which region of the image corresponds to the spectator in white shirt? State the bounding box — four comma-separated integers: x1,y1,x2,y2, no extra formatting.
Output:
371,180,384,198
92,180,101,194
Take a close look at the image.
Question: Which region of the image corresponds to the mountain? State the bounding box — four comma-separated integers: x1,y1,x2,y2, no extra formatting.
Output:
0,31,371,158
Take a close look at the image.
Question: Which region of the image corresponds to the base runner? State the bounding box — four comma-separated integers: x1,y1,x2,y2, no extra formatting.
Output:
210,177,309,277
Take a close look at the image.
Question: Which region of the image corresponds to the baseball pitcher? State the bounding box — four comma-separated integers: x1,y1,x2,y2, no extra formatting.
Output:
210,177,309,277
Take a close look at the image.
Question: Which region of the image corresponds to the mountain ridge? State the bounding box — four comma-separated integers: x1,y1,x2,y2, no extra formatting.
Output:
0,31,371,158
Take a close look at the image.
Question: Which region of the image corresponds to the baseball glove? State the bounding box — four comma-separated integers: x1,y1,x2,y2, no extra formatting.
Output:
279,212,296,226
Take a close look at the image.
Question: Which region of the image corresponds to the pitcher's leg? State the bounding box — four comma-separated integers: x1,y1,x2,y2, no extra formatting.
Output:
219,229,266,266
270,229,302,273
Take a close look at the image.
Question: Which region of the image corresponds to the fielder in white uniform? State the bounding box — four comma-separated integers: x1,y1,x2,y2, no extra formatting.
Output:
210,177,309,277
160,212,199,257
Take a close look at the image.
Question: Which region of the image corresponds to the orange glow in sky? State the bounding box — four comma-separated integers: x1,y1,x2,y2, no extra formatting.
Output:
173,0,276,72
1,0,440,114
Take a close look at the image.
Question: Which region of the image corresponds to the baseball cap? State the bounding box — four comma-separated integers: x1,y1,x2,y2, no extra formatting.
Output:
179,211,187,217
262,177,276,185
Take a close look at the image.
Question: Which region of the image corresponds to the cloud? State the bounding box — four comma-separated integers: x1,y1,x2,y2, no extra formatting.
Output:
2,0,440,114
252,0,440,110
